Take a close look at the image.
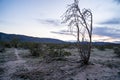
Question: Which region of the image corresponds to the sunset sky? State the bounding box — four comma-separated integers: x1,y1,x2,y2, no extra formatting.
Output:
0,0,120,42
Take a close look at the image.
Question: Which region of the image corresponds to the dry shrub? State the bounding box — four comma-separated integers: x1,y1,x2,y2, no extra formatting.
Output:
29,43,45,57
44,46,71,62
114,47,120,57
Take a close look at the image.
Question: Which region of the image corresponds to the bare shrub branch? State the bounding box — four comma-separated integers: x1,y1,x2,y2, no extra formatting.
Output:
62,0,93,65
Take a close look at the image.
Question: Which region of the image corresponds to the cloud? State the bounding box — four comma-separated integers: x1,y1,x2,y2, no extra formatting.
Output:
93,27,120,38
114,0,120,4
99,18,120,25
51,30,72,35
53,27,120,39
36,19,61,26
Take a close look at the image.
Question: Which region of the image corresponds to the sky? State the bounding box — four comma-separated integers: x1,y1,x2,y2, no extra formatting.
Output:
0,0,120,43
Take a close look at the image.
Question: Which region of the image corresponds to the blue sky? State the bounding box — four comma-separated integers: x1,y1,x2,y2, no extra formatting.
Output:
0,0,120,42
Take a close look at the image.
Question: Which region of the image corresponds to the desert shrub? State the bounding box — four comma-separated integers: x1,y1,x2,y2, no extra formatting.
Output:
48,48,64,58
44,45,71,62
18,42,33,49
96,45,106,51
63,51,71,56
49,44,71,57
118,72,120,77
0,41,11,48
0,47,5,52
105,44,113,49
48,48,71,58
46,43,74,49
19,42,71,60
10,37,21,48
93,43,117,51
29,43,44,57
0,67,4,75
114,47,120,57
4,42,11,48
0,51,5,63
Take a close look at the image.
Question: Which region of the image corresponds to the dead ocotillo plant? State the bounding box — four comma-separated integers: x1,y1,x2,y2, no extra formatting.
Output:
61,0,93,65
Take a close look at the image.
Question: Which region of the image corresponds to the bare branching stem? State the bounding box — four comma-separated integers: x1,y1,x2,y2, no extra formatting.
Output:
62,0,93,65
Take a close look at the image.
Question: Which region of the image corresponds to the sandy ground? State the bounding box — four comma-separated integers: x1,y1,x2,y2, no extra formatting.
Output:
0,48,120,80
0,48,31,80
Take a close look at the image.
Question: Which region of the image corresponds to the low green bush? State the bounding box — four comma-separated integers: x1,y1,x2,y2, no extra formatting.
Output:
118,72,120,77
0,47,5,52
44,46,71,62
28,43,45,57
114,47,120,57
96,46,106,51
0,67,4,75
20,42,71,60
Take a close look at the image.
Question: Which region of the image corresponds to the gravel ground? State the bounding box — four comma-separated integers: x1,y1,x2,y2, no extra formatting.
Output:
0,48,120,80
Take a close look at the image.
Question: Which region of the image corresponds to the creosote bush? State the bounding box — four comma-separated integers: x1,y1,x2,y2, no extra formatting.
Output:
0,67,4,75
0,41,11,48
28,43,45,57
0,46,5,52
114,47,120,57
48,48,71,58
96,46,106,51
22,42,71,61
44,44,71,62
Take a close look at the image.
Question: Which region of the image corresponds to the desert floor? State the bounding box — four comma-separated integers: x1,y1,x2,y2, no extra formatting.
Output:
0,48,120,80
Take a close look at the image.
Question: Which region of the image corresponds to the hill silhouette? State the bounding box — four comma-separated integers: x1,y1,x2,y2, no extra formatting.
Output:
0,32,65,43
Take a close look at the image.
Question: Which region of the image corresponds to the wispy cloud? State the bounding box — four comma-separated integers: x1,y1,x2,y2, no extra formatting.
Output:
51,30,72,35
99,18,120,25
93,27,120,38
36,19,61,26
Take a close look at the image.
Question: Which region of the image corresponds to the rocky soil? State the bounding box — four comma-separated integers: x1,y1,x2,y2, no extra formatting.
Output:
0,48,120,80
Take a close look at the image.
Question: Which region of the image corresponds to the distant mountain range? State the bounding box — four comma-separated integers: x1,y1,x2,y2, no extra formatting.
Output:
0,32,119,45
0,32,65,43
